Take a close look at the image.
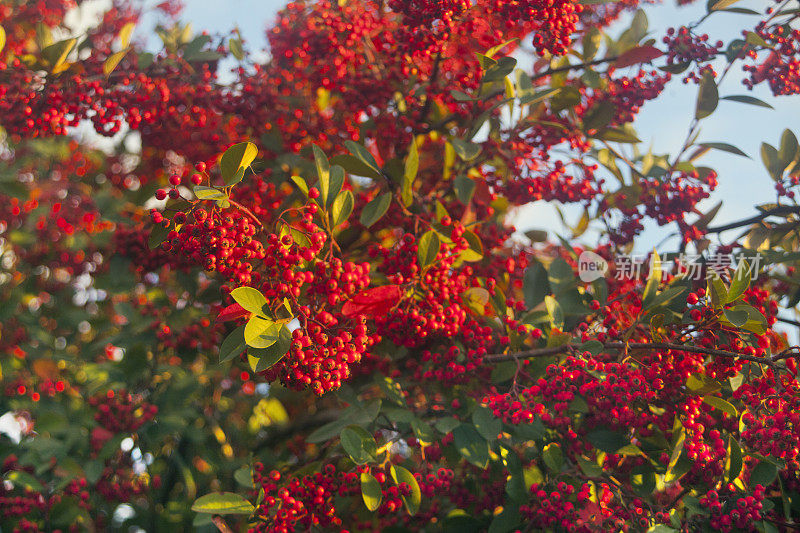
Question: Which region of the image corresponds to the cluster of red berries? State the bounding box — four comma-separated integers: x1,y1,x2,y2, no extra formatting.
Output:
662,27,723,83
743,18,800,95
250,464,360,532
88,390,157,434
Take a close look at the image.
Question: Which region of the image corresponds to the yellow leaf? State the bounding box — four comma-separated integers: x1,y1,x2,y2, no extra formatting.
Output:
103,49,128,77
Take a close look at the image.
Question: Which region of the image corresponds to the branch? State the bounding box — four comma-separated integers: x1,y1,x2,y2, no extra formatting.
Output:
705,206,800,234
484,341,794,366
531,55,619,81
229,199,263,228
212,516,234,533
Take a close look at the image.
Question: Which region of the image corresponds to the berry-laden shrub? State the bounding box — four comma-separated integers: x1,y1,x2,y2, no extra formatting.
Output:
2,0,800,531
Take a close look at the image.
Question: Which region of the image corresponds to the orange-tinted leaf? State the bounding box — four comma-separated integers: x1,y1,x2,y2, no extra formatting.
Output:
217,303,250,322
341,285,402,318
613,46,663,69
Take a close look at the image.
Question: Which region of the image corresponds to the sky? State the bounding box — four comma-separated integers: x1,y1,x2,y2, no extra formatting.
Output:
71,0,800,254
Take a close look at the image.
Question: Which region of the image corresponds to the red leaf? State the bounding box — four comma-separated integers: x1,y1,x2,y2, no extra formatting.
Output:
217,303,250,322
341,285,402,318
613,46,664,69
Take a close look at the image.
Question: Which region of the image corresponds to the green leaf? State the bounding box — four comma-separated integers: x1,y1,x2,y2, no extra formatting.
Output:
721,94,773,109
587,429,629,453
340,426,378,465
234,467,254,488
290,175,309,196
219,325,246,363
725,436,743,482
230,287,267,315
594,127,641,143
723,307,749,327
728,259,751,302
247,325,291,371
407,420,435,447
577,455,603,477
42,38,77,70
761,142,781,178
325,165,345,209
698,142,749,158
583,101,616,132
417,231,440,268
454,174,476,205
749,461,778,488
312,144,331,205
484,56,517,82
746,31,770,48
472,407,502,441
403,139,419,207
779,129,798,170
707,276,728,308
360,193,392,228
344,141,382,178
542,443,563,472
696,71,719,119
453,424,490,468
390,465,421,516
229,37,244,60
244,316,280,349
220,142,257,185
711,0,741,10
488,504,521,533
460,230,484,262
194,185,227,201
332,153,382,180
523,262,550,308
360,472,382,511
642,250,662,307
192,492,254,515
148,219,173,249
545,295,564,329
5,471,44,492
378,377,405,405
331,190,354,227
435,417,461,434
702,395,738,417
451,139,482,161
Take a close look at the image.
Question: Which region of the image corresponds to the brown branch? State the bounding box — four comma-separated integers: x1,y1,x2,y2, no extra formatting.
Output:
705,205,800,233
484,341,794,366
212,516,234,533
531,55,620,82
228,199,263,228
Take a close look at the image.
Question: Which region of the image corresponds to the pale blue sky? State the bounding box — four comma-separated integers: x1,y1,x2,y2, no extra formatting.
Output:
143,0,800,252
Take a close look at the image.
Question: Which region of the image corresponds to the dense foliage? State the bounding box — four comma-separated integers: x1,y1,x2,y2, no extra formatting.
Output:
2,0,800,531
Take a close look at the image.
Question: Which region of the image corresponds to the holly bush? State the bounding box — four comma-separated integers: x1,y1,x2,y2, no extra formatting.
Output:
2,0,800,531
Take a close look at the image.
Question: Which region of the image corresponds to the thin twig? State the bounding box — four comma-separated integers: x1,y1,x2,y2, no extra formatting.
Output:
484,341,796,367
706,205,800,233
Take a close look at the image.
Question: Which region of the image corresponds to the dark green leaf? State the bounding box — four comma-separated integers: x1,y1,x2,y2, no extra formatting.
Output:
417,231,440,268
587,429,629,453
451,139,482,161
721,94,774,109
360,193,392,228
698,142,749,158
219,325,246,363
696,71,719,119
452,424,490,468
220,142,257,185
